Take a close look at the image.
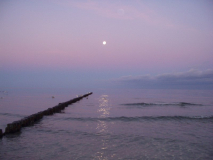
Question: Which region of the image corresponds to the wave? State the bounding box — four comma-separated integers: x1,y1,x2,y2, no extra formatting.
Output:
121,102,203,107
63,115,213,122
0,112,25,117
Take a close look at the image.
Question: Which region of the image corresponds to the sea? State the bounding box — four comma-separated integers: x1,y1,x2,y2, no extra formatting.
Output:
0,88,213,160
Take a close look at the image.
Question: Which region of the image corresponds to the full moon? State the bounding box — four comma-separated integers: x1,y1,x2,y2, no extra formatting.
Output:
103,41,106,45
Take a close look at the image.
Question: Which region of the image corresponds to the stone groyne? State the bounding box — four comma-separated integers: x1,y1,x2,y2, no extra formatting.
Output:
0,92,92,138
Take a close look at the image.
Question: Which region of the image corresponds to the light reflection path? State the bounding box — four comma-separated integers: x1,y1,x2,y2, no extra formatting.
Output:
95,95,113,160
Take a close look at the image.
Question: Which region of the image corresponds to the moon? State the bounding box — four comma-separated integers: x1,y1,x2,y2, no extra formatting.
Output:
103,41,106,45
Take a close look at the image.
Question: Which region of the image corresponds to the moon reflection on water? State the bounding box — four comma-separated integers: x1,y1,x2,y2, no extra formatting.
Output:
95,95,113,159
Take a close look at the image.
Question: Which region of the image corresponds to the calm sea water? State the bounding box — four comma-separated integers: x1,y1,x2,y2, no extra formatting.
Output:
0,88,213,160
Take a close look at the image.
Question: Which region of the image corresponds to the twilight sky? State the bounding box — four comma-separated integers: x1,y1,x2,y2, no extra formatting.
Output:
0,0,213,89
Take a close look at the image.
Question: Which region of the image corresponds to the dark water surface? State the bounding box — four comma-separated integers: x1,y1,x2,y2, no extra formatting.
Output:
0,88,213,159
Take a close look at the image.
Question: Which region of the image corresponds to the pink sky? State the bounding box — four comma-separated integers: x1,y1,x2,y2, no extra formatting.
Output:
0,0,213,89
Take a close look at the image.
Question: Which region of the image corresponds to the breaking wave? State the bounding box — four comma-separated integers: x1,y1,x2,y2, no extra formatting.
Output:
63,115,213,122
121,102,203,107
0,112,25,117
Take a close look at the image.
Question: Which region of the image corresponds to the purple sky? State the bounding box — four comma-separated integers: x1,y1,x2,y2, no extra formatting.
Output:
1,0,213,89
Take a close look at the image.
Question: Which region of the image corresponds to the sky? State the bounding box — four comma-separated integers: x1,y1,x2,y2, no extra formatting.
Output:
0,0,213,89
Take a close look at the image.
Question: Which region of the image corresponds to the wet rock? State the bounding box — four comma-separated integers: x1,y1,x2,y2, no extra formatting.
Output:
44,108,53,115
20,117,28,127
2,92,93,134
0,129,3,138
5,121,21,134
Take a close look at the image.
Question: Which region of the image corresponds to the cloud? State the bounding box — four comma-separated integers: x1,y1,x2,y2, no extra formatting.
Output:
70,0,151,20
113,69,213,89
54,0,174,27
53,0,202,32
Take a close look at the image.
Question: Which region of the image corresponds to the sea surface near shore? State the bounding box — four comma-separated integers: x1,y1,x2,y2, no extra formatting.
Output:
0,88,213,159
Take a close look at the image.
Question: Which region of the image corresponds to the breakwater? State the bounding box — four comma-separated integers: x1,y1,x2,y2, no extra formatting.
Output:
0,92,92,138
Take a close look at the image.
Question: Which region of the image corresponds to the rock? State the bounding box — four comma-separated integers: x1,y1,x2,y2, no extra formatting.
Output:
0,129,3,138
5,122,21,134
2,92,93,134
